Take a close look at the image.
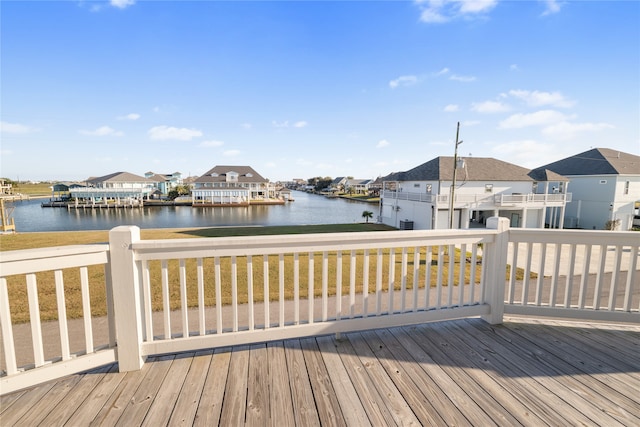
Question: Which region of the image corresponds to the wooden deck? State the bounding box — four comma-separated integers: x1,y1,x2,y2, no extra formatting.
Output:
1,316,639,426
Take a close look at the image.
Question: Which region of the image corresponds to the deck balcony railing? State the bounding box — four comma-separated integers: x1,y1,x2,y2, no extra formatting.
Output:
382,190,571,206
1,218,637,394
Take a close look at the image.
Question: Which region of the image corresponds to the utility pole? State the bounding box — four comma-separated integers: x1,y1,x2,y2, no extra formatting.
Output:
449,122,463,229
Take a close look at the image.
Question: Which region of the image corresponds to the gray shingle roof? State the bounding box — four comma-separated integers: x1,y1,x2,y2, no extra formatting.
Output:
88,172,154,184
532,148,640,176
195,166,267,183
385,156,536,182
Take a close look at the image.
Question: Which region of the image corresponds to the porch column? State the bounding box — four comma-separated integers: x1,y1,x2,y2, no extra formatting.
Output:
521,209,528,229
482,217,509,325
109,226,146,371
540,207,547,228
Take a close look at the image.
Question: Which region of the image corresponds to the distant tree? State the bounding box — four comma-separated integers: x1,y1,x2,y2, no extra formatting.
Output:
604,219,621,230
362,210,373,223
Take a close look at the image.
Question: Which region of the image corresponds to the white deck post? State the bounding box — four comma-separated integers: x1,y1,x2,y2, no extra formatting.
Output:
109,225,146,371
482,217,510,324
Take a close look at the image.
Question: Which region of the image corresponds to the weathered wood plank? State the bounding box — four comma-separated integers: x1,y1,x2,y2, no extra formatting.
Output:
142,352,195,426
0,389,26,415
168,350,213,426
330,334,398,426
65,364,125,426
315,335,371,426
267,341,295,427
193,347,232,426
284,338,320,426
246,344,269,426
0,381,56,425
219,344,249,426
10,373,82,425
347,332,423,426
299,337,346,426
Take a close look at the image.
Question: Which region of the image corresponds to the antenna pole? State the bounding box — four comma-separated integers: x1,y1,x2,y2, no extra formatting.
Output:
449,122,462,229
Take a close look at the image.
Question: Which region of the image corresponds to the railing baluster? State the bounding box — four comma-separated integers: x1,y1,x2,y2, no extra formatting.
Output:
508,242,519,304
623,245,638,312
412,247,419,312
0,277,17,375
104,263,116,348
376,249,382,315
141,260,153,341
425,246,432,308
80,266,94,354
458,244,466,307
534,243,547,306
469,245,477,305
336,251,342,320
563,244,576,308
549,244,562,308
447,245,454,308
521,242,532,306
308,253,314,324
159,260,171,339
54,270,70,360
247,256,254,331
263,255,269,328
26,273,44,367
608,245,623,310
401,248,407,312
593,245,607,310
436,246,443,309
279,253,285,327
231,256,238,332
215,257,222,334
388,248,395,314
197,258,205,335
322,251,328,322
363,249,370,316
577,245,591,309
294,253,300,325
349,250,356,318
179,259,188,338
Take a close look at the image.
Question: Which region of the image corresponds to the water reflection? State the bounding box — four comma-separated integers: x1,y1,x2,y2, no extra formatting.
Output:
9,191,377,232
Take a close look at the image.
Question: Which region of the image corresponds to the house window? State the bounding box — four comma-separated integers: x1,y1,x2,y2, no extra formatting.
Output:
624,181,630,195
485,184,493,193
600,180,607,184
426,184,432,194
414,183,420,189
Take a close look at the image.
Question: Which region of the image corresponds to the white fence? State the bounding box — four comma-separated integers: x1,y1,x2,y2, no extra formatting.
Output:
1,218,638,394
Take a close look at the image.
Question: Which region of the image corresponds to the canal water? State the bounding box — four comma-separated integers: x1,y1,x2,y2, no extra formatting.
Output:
7,191,379,232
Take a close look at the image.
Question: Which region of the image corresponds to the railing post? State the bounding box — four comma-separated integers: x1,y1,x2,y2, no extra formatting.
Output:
109,225,145,371
482,217,510,324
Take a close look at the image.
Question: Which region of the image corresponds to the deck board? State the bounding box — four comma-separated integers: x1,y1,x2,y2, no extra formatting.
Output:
2,317,639,426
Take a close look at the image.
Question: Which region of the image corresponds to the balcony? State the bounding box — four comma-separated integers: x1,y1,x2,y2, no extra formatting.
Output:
1,219,638,424
382,190,572,208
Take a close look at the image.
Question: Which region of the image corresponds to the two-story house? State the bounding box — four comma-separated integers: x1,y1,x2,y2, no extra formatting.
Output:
144,171,183,197
531,148,640,230
69,172,155,204
192,165,277,206
380,156,571,230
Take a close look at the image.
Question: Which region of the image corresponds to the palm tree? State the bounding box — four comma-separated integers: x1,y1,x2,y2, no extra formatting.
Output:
362,210,373,223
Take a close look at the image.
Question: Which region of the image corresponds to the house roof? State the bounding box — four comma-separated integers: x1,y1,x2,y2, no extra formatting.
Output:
531,148,640,176
88,172,154,184
527,168,569,182
195,166,267,183
385,156,537,182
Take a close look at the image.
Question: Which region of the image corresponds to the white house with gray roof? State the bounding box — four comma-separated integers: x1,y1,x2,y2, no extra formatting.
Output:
531,148,640,230
380,156,571,230
192,165,277,206
69,172,155,204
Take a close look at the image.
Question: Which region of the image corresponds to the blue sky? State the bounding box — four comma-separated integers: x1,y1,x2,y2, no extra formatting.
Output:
2,0,639,182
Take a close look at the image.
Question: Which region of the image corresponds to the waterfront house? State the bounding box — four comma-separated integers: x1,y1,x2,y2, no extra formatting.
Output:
380,156,571,230
69,171,155,205
144,171,183,197
531,148,640,230
192,165,277,206
345,178,374,195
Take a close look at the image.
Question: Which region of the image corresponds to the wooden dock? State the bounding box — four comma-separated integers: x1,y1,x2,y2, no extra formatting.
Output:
2,316,638,426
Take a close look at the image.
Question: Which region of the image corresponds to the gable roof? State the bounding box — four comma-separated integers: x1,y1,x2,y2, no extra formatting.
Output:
88,172,154,184
195,166,267,183
532,148,640,176
385,156,536,182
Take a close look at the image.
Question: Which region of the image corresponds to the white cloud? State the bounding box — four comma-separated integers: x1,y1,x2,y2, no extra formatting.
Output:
418,0,499,24
296,158,313,166
0,149,13,156
389,75,418,89
509,89,574,108
0,121,35,134
434,68,450,76
199,140,224,148
79,126,123,137
471,100,511,113
272,120,289,128
148,125,202,141
542,121,614,140
492,140,559,168
293,121,308,128
117,113,140,120
242,123,252,129
111,0,135,9
444,104,459,112
376,139,390,148
541,0,562,16
223,149,241,157
450,74,476,83
499,110,570,129
510,64,519,71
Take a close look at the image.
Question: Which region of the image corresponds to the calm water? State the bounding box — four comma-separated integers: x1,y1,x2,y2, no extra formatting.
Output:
7,191,379,232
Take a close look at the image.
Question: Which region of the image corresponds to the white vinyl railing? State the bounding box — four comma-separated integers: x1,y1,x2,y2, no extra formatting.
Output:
1,217,638,395
382,190,571,206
